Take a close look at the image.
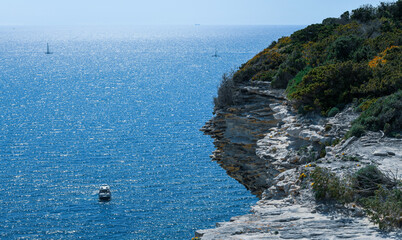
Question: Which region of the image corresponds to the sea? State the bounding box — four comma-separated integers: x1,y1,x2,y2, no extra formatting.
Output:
0,25,302,239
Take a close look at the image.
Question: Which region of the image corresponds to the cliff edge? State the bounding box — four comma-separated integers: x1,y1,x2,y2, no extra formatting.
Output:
196,1,401,239
197,79,401,239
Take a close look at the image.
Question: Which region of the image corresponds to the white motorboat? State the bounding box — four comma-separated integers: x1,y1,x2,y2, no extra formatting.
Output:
98,184,111,201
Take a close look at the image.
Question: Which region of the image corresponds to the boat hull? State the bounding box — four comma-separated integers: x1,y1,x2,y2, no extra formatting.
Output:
98,184,111,201
99,195,111,201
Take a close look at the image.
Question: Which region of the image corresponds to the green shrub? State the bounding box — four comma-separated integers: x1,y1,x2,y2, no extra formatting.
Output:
353,45,376,62
289,61,372,114
358,98,378,111
271,50,306,89
341,155,360,162
327,107,340,117
376,1,402,21
310,166,401,230
286,66,312,96
319,148,327,158
268,41,277,48
341,11,351,23
310,167,353,202
327,35,363,62
322,17,342,25
271,67,294,88
353,165,395,197
367,31,402,54
233,44,287,83
322,10,352,25
351,4,376,22
290,24,336,45
325,124,333,132
358,46,402,97
233,65,257,83
223,0,401,122
302,37,335,67
347,123,366,138
251,70,276,82
349,90,402,137
362,186,402,230
214,72,235,110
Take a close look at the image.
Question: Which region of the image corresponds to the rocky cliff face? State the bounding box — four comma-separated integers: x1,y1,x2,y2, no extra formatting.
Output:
201,81,286,196
197,79,402,239
200,79,360,198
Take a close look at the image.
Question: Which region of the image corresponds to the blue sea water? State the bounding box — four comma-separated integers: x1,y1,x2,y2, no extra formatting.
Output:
0,25,302,239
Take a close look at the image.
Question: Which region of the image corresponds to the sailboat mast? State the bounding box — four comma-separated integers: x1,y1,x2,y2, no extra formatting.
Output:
213,47,218,57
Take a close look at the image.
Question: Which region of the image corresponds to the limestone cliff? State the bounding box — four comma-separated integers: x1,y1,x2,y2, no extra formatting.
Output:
196,2,402,237
201,82,285,196
196,78,402,239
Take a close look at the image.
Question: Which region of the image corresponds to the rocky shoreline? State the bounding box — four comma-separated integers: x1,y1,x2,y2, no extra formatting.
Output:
197,80,402,239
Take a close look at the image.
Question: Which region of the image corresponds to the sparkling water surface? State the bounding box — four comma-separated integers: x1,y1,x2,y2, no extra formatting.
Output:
0,25,302,239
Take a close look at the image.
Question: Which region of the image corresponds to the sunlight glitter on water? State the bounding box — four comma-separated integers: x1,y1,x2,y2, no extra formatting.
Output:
0,25,303,239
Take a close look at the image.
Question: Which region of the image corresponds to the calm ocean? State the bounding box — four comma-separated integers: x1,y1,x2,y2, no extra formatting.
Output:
0,25,301,239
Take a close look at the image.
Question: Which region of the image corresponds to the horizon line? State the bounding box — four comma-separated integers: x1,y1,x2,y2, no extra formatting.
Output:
0,23,308,27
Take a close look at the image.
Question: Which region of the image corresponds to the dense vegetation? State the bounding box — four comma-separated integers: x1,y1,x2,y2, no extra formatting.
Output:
211,1,402,230
216,1,401,136
348,90,402,137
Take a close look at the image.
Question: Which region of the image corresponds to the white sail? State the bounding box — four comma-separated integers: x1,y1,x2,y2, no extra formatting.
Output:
46,43,52,54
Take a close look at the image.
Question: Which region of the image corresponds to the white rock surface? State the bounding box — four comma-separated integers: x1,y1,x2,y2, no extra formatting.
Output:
199,80,401,239
196,198,401,239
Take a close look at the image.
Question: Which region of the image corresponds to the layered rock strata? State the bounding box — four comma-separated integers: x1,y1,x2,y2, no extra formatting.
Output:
198,80,402,239
201,82,286,196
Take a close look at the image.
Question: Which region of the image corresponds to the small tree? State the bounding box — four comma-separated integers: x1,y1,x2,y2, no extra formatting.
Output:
351,4,376,22
327,35,363,62
340,11,350,21
214,72,235,110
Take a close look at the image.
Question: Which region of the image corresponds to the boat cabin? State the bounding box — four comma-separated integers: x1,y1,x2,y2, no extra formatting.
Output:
98,184,111,201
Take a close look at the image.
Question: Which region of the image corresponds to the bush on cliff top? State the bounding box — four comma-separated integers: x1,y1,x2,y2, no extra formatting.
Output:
271,50,307,88
212,1,401,146
214,1,402,117
358,46,402,97
310,165,401,230
326,35,364,62
289,61,372,115
347,90,402,137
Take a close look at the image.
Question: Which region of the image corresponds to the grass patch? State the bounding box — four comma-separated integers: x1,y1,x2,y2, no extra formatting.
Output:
286,66,312,96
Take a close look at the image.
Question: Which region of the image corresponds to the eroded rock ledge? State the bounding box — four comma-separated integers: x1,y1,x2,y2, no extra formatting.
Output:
196,197,399,240
201,82,286,196
198,80,402,239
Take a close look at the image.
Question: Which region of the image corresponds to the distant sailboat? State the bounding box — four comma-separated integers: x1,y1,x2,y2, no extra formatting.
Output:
212,48,219,57
45,43,52,54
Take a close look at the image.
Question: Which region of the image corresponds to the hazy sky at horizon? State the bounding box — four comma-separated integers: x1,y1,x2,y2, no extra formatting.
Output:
0,0,387,26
